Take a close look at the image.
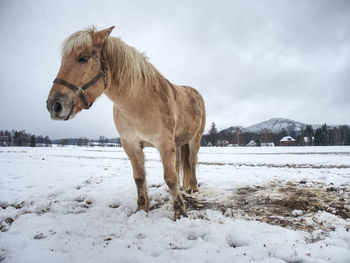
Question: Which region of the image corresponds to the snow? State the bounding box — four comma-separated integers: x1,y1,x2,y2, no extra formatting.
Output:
1,146,350,262
280,136,296,142
246,140,257,147
292,210,303,217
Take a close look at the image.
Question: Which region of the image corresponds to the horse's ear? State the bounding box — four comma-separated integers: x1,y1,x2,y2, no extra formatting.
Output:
91,26,115,47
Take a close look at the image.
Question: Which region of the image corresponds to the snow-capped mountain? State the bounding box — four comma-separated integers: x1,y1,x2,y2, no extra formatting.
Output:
244,118,306,133
221,118,321,134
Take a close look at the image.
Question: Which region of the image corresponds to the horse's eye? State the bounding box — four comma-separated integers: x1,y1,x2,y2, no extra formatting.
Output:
78,57,89,63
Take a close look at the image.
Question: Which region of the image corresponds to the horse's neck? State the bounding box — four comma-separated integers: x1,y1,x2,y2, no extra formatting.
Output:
104,70,150,109
103,43,160,107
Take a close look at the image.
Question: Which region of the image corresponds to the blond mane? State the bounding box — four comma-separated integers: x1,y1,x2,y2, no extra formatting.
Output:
61,26,158,92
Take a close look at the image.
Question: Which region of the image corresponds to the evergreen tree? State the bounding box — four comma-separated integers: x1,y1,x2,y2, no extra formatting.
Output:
340,125,349,145
314,124,329,146
5,130,12,146
304,125,314,137
30,135,36,147
13,131,20,146
256,137,262,147
0,131,6,146
321,124,329,146
344,130,350,145
314,128,322,146
208,122,218,146
209,122,217,134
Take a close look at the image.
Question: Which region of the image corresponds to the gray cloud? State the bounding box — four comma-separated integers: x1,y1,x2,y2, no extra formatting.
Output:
0,0,349,139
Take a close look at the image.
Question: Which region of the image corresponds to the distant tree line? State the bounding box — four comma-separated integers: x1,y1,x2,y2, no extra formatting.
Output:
57,136,121,147
76,137,89,146
0,130,52,147
98,135,109,146
57,137,92,147
201,122,350,146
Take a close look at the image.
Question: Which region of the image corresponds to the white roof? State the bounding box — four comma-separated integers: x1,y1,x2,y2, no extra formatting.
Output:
246,140,257,146
280,136,296,142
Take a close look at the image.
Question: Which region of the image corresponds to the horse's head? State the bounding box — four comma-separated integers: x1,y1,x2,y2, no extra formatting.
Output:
47,26,114,120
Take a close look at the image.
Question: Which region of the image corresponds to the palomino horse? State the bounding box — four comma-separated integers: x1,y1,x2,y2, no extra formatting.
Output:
46,26,206,220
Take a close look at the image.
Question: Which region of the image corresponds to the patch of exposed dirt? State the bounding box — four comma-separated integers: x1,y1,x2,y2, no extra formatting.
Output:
151,181,350,233
198,162,350,169
227,182,350,232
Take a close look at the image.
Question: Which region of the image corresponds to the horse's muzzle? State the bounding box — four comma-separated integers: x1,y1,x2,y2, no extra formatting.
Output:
47,92,74,120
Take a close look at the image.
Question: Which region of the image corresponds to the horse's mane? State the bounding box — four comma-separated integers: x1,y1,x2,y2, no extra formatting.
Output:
61,26,158,93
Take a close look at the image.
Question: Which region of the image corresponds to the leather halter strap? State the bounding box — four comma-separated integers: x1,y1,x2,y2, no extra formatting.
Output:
53,54,108,109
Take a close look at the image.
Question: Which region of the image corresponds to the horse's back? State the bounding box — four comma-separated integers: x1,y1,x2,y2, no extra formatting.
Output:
173,84,206,146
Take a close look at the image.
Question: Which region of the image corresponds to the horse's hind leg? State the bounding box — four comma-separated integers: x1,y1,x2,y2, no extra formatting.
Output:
122,140,149,212
159,142,187,220
181,143,192,192
185,134,202,193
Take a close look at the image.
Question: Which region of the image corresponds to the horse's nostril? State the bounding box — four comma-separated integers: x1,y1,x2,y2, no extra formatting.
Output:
53,101,62,114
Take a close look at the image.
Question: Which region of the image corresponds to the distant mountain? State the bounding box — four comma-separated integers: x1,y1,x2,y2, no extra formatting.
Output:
221,118,348,134
244,118,306,133
220,126,244,135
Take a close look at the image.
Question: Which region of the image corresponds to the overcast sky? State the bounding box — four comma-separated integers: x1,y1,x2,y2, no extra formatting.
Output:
0,0,349,139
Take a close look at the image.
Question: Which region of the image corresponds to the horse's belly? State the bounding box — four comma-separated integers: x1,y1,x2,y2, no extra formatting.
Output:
175,133,194,146
175,116,202,146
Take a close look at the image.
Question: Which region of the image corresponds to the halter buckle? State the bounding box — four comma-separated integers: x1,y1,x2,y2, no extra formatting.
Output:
76,86,84,95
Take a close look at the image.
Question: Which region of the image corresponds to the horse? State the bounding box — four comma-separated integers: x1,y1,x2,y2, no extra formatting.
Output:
46,26,206,220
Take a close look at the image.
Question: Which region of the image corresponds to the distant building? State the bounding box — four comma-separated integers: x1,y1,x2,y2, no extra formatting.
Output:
246,140,257,147
261,142,275,147
217,139,230,147
280,136,296,146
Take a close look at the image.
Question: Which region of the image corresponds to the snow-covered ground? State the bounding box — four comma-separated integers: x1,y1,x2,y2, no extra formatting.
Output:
1,146,350,263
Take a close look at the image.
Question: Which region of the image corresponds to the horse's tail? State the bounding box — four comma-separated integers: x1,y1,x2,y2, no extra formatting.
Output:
180,143,192,190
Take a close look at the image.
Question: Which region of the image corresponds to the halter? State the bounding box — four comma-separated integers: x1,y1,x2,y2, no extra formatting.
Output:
53,53,108,109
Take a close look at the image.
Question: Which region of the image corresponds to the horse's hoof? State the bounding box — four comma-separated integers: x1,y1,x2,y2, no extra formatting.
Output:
174,207,188,220
135,206,149,213
184,187,199,195
136,196,149,213
185,189,192,194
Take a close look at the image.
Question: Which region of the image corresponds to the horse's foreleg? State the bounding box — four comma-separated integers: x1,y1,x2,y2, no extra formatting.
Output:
122,140,149,212
159,143,187,220
175,146,181,182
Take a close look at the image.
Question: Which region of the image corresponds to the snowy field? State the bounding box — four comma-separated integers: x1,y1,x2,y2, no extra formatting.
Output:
1,146,350,263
